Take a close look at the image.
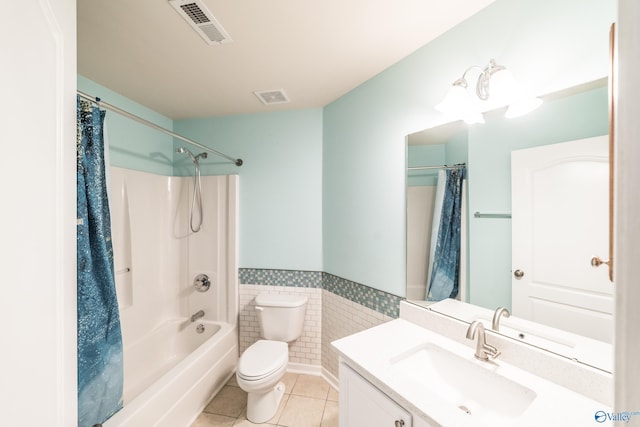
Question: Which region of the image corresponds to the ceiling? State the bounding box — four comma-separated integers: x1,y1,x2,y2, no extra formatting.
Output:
78,0,495,120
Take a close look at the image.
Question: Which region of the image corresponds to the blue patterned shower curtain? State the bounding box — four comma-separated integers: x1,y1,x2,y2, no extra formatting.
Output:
427,167,466,301
77,97,123,426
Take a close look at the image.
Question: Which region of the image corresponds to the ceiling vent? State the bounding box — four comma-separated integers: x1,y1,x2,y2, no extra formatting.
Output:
254,89,291,105
169,0,232,45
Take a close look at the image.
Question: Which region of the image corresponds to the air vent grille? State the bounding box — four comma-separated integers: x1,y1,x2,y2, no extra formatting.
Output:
180,3,210,24
169,0,232,45
200,24,226,43
254,90,291,105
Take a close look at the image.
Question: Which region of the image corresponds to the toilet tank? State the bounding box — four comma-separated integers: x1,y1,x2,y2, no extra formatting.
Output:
254,293,308,342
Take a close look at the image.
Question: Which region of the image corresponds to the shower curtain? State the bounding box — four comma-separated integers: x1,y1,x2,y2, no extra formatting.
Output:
426,167,466,301
77,97,123,426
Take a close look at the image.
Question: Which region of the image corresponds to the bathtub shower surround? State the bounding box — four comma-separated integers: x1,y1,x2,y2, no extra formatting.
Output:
104,321,237,427
175,147,208,233
104,167,239,427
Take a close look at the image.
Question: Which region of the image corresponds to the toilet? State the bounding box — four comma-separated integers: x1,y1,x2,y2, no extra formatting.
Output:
236,293,308,423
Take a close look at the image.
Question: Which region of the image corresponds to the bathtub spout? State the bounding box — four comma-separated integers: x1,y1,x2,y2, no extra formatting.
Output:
190,310,205,322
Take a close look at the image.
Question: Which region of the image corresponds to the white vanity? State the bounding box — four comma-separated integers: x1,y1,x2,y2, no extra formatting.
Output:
332,301,612,427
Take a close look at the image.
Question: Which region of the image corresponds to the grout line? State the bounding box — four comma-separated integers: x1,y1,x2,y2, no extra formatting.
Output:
201,375,336,427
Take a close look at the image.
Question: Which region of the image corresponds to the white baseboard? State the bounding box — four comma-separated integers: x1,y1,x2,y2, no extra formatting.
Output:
321,367,339,391
286,363,339,392
287,362,322,376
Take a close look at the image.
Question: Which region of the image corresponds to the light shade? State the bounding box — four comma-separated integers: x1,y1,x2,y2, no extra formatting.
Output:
485,68,516,106
435,84,468,114
436,82,484,124
435,59,543,123
505,96,543,118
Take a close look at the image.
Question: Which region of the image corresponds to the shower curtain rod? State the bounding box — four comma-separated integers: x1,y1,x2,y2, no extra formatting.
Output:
77,91,243,167
408,163,466,171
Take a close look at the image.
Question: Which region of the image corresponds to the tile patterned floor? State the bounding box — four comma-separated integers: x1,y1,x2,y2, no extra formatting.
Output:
191,373,338,427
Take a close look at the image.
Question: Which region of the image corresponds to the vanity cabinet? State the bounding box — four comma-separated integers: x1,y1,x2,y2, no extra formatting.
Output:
340,362,423,427
334,314,611,427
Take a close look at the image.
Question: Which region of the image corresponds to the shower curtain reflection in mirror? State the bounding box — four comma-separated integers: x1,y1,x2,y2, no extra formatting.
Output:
76,97,124,426
427,167,466,301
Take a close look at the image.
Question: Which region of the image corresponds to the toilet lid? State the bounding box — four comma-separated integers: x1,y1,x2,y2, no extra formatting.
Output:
238,340,288,380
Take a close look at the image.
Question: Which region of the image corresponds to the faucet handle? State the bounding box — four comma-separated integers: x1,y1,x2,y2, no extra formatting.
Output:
484,343,501,360
194,274,211,292
466,320,501,361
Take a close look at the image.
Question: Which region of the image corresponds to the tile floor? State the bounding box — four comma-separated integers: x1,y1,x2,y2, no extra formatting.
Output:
191,373,338,427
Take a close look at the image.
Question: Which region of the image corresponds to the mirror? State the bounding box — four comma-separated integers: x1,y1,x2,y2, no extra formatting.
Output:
406,79,612,371
407,121,468,301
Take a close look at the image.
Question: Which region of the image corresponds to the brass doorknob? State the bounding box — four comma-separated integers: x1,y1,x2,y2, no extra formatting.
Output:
513,269,524,279
590,256,611,268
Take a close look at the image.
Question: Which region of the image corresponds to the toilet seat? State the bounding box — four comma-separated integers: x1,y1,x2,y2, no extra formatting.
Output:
237,340,288,381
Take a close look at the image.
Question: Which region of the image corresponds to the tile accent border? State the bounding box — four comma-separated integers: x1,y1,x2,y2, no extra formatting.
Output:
239,268,323,288
239,268,402,318
322,273,403,319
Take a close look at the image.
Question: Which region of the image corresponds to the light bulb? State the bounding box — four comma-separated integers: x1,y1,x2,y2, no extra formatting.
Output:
487,68,517,106
435,85,468,114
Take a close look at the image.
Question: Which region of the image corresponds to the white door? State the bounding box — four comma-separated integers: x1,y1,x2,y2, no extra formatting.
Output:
511,136,613,343
0,1,77,426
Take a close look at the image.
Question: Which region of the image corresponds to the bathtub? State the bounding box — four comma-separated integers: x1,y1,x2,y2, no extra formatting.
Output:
104,319,238,427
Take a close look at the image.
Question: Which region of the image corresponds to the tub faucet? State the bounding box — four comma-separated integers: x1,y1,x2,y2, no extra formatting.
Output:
492,307,510,331
190,310,205,322
466,320,500,361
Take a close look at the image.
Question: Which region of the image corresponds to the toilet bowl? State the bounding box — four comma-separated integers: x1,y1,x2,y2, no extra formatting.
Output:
236,293,308,423
236,340,288,422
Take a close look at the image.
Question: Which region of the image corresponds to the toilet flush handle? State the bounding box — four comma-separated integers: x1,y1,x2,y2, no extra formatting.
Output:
255,306,264,312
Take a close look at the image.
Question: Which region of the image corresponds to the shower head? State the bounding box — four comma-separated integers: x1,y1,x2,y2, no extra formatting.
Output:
177,147,209,164
176,147,208,164
176,147,197,162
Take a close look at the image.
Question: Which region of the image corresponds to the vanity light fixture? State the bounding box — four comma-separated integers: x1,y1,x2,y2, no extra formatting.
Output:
435,59,542,124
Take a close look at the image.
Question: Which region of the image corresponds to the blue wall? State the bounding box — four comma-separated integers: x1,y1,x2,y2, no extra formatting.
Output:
78,77,324,272
407,144,446,187
79,0,615,300
175,111,324,271
407,131,469,187
322,0,614,296
78,76,175,175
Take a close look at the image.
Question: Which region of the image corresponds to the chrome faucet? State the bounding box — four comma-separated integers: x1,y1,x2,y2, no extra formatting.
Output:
492,307,510,331
466,320,500,361
190,310,205,322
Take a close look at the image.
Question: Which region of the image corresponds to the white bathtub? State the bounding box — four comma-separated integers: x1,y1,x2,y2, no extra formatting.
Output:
104,319,238,427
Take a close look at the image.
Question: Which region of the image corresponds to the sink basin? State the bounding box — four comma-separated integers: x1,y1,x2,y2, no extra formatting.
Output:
389,343,537,421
